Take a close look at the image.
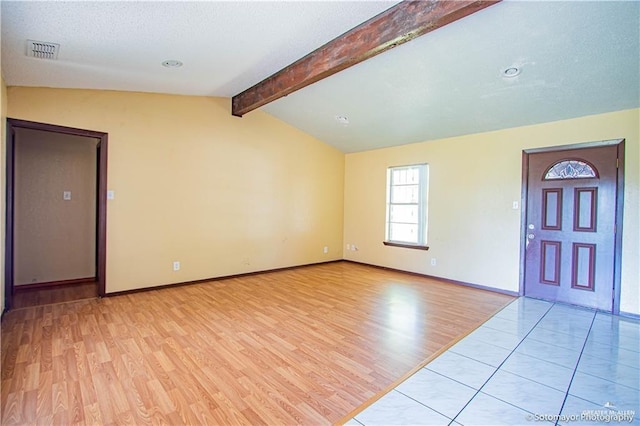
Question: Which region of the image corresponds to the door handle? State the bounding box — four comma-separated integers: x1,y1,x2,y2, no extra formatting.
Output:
526,224,535,250
525,233,535,250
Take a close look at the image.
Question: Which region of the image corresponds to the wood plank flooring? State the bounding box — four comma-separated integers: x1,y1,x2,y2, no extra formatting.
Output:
1,261,513,425
12,282,97,309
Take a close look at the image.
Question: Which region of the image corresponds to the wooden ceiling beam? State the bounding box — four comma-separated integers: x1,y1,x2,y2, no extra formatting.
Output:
231,0,500,117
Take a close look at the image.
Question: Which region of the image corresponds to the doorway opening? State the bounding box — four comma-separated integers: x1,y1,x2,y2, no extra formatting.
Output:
5,119,108,310
520,140,624,314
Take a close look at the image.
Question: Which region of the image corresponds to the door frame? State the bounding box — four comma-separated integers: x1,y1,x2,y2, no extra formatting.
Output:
519,139,625,314
4,118,108,310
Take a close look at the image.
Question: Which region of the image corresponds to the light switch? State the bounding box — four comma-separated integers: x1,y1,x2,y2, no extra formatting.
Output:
63,191,71,200
512,201,519,210
107,190,115,200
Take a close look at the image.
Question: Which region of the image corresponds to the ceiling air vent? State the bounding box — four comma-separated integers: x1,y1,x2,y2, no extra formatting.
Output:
26,40,59,60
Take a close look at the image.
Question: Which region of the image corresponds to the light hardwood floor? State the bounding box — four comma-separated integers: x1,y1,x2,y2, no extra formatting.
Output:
1,261,513,425
12,282,97,309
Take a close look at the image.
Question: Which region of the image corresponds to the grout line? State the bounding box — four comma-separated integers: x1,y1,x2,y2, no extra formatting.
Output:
348,416,365,426
444,349,512,369
449,299,556,424
391,389,455,423
491,351,576,393
553,310,598,426
394,388,455,422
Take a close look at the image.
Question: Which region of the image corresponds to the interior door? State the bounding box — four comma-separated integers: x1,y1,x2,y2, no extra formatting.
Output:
524,145,619,311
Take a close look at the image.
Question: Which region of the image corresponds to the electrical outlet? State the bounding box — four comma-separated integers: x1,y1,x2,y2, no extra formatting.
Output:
430,258,437,266
323,246,328,254
63,191,72,200
346,244,351,250
173,261,180,271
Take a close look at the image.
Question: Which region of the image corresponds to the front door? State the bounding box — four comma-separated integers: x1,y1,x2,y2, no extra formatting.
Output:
523,143,621,311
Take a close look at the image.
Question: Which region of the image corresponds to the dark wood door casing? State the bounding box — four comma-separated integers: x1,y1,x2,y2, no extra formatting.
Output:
4,118,108,310
4,126,16,311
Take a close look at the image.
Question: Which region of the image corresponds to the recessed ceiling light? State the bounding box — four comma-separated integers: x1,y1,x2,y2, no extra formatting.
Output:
502,66,521,78
335,115,349,125
162,59,183,68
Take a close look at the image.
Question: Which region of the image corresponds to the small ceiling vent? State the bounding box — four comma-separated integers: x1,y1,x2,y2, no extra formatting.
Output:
26,40,59,60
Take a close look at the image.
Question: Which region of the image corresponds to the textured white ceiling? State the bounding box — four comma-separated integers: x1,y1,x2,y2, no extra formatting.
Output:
1,1,398,96
264,0,640,152
2,1,639,153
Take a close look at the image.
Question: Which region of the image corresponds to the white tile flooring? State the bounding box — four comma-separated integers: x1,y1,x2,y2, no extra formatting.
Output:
345,297,639,426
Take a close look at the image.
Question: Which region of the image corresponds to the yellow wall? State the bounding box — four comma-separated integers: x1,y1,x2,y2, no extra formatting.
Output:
7,87,345,293
14,129,97,285
344,109,639,315
1,75,6,313
4,86,638,315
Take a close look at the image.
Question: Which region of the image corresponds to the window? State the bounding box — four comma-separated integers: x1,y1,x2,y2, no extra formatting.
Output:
543,159,598,180
385,164,429,249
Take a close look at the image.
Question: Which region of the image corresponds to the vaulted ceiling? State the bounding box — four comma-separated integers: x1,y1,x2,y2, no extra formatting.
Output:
2,1,639,153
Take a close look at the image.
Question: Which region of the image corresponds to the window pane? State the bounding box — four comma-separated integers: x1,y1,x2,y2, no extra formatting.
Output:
392,167,421,185
390,205,418,224
407,168,419,184
544,160,597,180
386,164,428,245
391,184,419,203
389,223,419,243
392,169,406,184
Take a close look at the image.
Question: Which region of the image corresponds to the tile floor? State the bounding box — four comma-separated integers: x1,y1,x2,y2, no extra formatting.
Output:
345,297,639,426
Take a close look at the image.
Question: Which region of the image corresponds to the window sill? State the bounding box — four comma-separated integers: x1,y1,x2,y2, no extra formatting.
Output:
383,241,430,251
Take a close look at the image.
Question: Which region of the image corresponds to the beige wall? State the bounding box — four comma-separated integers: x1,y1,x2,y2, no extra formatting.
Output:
344,109,640,315
13,128,97,285
7,87,345,293
4,86,637,315
1,75,6,313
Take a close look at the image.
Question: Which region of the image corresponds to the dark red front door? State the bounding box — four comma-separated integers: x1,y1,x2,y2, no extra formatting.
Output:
524,145,619,311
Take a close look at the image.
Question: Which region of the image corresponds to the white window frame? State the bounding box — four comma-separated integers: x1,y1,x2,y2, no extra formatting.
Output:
385,164,429,248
